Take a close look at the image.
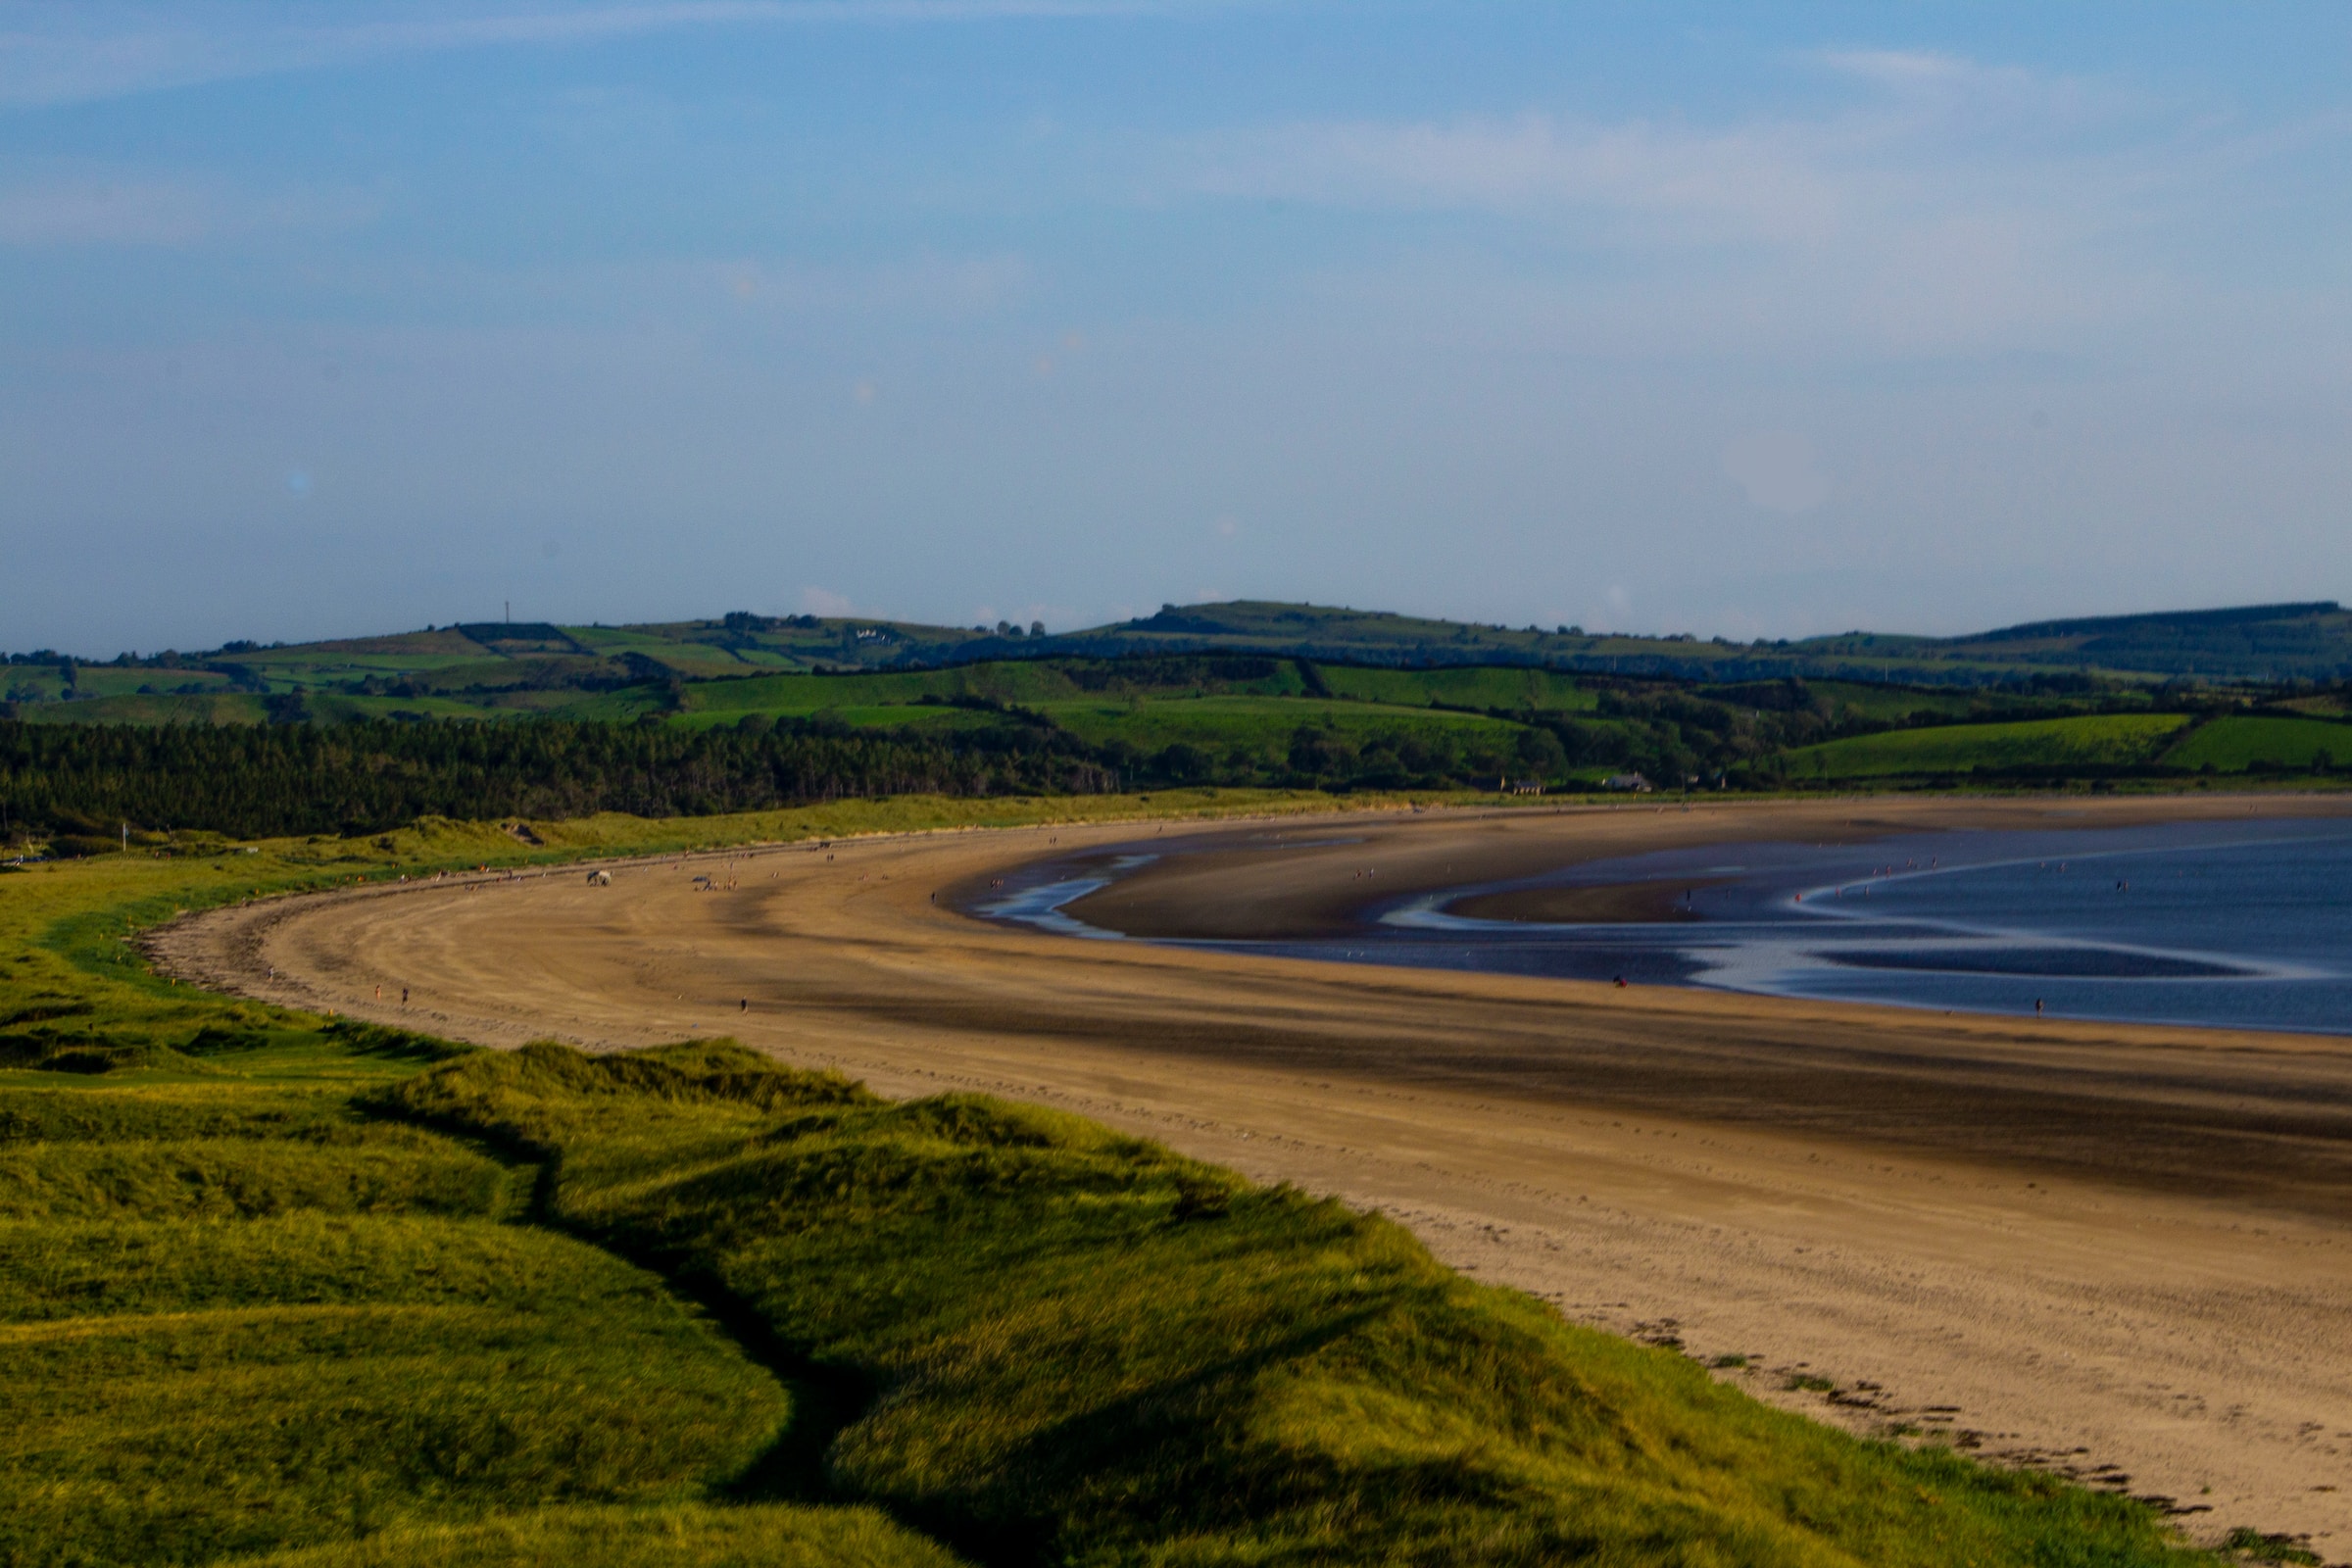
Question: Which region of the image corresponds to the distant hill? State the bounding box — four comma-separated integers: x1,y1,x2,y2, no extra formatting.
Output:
5,598,2348,728
1935,602,2352,677
1054,599,2352,684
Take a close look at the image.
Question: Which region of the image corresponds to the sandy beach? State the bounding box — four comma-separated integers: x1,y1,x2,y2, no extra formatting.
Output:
153,794,2352,1556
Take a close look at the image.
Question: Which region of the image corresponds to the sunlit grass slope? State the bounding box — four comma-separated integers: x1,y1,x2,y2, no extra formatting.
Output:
1786,713,2191,779
0,1034,850,1567
241,1503,963,1568
380,1039,2213,1568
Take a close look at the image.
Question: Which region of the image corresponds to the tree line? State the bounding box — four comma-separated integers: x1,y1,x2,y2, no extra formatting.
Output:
0,717,1118,845
2,708,1701,848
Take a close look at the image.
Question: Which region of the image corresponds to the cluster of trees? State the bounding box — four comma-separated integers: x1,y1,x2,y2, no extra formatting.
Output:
0,717,1119,843
2,706,1713,849
1112,723,1557,794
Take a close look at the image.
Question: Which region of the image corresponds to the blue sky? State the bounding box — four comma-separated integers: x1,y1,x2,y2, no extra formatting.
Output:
4,3,2349,655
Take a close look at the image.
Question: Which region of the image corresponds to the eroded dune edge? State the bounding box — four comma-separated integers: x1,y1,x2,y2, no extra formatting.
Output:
156,796,2352,1558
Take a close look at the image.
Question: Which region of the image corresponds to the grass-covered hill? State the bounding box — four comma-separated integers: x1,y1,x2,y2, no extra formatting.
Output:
1934,603,2352,680
6,600,2352,851
0,804,2249,1567
9,600,2352,731
1036,599,2352,684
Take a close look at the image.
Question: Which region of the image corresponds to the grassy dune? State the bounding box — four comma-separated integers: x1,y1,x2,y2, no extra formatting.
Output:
1786,713,2191,779
242,1504,963,1567
0,1045,821,1566
378,1039,2212,1568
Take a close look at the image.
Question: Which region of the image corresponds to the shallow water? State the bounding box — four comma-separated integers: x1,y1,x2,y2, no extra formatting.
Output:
982,815,2352,1035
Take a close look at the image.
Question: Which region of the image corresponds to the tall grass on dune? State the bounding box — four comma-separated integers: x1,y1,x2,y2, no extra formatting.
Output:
0,1067,804,1567
237,1502,965,1567
380,1039,2214,1568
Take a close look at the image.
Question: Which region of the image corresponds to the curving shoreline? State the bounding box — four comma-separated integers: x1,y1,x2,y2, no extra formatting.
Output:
1056,792,2352,941
152,794,2352,1556
1014,795,2352,1034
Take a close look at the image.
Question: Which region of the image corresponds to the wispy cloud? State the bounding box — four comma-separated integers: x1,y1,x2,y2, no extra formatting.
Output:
0,177,215,245
1160,50,2337,356
1174,48,2162,239
1186,115,1849,245
1818,48,2029,93
0,0,1181,108
0,169,376,246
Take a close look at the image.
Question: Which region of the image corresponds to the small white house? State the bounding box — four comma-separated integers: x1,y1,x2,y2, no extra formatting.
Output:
1601,772,1653,793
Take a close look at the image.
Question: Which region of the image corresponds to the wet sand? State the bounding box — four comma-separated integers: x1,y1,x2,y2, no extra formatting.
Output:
153,795,2352,1556
1063,792,2352,942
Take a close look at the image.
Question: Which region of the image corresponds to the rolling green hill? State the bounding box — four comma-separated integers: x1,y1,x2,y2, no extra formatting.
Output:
5,600,2350,846
1054,599,2352,684
12,599,2352,736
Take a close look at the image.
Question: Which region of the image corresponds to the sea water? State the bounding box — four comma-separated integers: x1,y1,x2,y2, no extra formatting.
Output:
982,815,2352,1035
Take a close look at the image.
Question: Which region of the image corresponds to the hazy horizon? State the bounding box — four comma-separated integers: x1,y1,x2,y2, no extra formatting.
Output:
6,4,2349,655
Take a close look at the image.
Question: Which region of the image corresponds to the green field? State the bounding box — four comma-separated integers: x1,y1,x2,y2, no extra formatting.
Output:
673,665,1577,776
1785,680,2052,723
0,800,2236,1567
20,691,274,725
15,598,2352,742
27,632,1498,722
24,606,2304,808
679,660,1594,722
672,701,1003,736
682,664,1121,715
1314,663,1596,710
2162,715,2352,772
1785,713,2193,779
1039,693,1531,754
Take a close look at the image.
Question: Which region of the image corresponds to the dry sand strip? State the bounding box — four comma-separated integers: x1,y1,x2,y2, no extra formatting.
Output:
154,796,2352,1556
